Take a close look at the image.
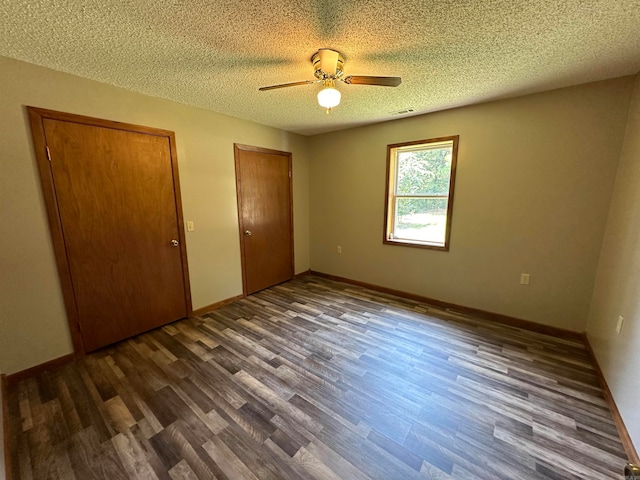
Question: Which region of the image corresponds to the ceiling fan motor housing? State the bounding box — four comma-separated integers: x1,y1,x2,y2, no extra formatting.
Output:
312,49,345,79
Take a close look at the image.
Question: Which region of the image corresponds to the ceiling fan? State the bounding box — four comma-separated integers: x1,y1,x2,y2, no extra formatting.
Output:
259,49,402,113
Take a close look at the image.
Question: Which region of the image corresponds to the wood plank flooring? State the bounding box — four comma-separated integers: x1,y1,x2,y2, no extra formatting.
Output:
6,275,629,479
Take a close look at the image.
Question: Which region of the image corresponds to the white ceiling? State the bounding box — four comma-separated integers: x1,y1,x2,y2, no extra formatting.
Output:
1,0,639,136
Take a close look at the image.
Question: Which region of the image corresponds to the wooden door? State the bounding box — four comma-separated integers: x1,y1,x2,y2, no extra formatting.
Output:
235,144,294,295
29,107,191,353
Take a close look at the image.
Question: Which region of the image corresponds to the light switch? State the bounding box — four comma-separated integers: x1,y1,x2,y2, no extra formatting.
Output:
187,221,194,232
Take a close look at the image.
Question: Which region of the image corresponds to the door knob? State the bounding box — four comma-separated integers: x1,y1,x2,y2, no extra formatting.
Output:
626,463,640,479
170,239,179,247
244,230,252,236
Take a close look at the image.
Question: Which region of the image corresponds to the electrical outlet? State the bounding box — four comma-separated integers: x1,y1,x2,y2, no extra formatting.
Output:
616,316,624,334
336,245,342,254
186,220,194,232
520,273,530,285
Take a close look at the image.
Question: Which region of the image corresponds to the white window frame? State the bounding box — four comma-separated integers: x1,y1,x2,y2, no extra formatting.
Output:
383,135,459,251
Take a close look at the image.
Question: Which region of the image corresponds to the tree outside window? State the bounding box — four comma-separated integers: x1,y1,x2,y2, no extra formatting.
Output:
384,136,459,250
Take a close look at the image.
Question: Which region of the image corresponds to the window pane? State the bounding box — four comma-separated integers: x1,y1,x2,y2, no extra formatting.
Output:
385,135,458,250
396,146,452,196
393,198,448,245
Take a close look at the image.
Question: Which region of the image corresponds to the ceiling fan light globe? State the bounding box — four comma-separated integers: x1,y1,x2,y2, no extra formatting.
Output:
317,87,341,109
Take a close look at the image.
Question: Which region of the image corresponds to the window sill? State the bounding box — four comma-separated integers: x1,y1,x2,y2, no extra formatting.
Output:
383,238,449,251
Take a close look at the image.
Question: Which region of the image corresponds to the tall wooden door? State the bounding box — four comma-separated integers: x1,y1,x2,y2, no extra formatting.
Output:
29,107,191,353
235,144,294,295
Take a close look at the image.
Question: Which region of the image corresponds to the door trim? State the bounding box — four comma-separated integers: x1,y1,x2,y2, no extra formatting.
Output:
27,106,192,355
234,143,294,296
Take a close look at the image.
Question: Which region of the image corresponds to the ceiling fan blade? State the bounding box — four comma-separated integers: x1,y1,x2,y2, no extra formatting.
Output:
318,49,340,75
342,75,402,87
258,80,315,91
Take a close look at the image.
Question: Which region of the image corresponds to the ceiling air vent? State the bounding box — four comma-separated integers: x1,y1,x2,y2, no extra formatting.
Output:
391,108,416,116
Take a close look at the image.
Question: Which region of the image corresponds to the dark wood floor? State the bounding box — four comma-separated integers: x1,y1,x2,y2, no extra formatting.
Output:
6,275,629,479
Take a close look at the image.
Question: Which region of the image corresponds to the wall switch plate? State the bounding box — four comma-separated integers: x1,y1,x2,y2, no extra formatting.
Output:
336,245,342,254
616,316,624,334
187,221,194,232
520,273,530,285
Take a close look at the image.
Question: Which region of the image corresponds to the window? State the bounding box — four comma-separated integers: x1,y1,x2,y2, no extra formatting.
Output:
384,136,459,250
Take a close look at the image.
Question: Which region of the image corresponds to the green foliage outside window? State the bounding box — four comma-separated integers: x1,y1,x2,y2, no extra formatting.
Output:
396,147,452,218
385,136,458,249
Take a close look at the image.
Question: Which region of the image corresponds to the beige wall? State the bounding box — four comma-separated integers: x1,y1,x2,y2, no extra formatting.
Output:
587,74,640,450
309,77,634,331
0,56,310,375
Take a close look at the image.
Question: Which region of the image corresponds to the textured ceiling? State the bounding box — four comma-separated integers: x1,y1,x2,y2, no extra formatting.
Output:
1,1,639,135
